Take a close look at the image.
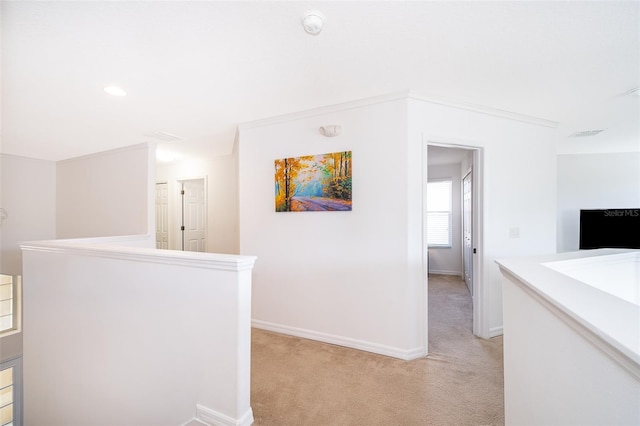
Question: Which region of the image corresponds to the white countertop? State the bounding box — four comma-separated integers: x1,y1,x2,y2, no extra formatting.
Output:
496,249,640,379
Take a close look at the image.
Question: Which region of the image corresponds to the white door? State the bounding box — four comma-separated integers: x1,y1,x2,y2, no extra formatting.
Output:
180,179,206,252
463,171,473,294
155,182,169,249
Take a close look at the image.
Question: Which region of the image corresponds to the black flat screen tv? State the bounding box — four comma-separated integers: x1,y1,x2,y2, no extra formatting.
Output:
579,209,640,249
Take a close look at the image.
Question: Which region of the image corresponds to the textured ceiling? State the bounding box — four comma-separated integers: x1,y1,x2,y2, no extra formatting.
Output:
1,1,638,161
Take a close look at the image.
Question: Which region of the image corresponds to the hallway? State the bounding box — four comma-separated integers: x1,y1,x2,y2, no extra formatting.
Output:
250,274,504,425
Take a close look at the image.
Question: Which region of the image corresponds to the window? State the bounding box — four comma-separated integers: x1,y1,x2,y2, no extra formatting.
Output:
427,179,452,247
0,275,17,334
0,357,21,426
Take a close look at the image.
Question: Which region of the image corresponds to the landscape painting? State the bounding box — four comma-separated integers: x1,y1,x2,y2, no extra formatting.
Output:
275,151,352,212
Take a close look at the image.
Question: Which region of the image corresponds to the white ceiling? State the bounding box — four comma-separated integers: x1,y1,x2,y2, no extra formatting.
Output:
1,1,638,162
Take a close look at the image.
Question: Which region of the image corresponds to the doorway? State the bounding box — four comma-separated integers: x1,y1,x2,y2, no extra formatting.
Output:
425,142,484,354
178,178,207,252
155,178,207,252
155,182,169,249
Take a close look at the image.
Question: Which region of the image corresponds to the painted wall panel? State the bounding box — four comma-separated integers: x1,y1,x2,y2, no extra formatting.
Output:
0,155,56,275
0,154,56,362
56,143,154,239
21,238,255,425
239,98,417,356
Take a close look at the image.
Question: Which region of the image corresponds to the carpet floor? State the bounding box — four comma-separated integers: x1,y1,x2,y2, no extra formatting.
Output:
250,274,504,425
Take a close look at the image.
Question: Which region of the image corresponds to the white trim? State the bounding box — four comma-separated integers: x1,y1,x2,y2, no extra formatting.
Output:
19,237,256,271
0,153,56,165
196,404,254,426
424,137,488,339
181,418,209,426
55,142,152,164
252,320,425,360
238,91,410,130
408,91,559,128
238,90,559,132
489,326,504,338
428,270,463,277
472,148,487,339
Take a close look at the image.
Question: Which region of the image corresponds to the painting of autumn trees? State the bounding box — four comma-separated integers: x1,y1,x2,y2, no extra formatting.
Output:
275,151,352,212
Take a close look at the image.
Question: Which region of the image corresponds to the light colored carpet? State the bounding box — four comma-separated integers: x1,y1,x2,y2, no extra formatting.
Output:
250,274,504,425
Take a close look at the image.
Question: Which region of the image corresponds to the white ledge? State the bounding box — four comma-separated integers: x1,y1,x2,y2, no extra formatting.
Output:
20,237,257,272
497,249,640,380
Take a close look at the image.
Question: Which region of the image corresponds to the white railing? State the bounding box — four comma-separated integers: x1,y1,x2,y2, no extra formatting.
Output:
20,235,256,426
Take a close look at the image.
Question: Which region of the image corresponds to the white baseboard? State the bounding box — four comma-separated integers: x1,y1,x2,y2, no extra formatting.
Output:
181,419,209,426
252,319,425,361
196,404,254,426
428,269,463,277
489,326,504,338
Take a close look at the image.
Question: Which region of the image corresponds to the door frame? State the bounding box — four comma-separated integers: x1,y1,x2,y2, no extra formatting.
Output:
462,170,473,294
423,137,486,354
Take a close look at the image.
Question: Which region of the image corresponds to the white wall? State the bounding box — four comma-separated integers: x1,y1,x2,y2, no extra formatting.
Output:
21,236,256,426
499,251,640,425
238,92,558,357
0,155,56,275
239,96,420,358
0,154,56,362
56,143,155,239
410,95,558,338
427,163,463,276
557,152,640,252
156,154,238,254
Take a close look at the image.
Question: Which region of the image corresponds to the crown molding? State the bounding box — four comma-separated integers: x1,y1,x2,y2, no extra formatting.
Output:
237,91,411,131
56,142,155,164
0,153,57,165
407,91,559,128
237,90,559,131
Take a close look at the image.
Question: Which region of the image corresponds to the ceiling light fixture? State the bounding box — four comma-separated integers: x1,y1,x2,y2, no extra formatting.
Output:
319,125,342,137
302,10,325,35
104,85,127,97
156,149,178,163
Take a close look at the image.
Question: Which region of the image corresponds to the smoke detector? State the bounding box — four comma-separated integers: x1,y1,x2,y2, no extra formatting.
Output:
302,10,324,35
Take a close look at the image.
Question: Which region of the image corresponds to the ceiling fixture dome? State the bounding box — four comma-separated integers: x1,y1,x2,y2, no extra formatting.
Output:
302,10,324,35
104,85,126,97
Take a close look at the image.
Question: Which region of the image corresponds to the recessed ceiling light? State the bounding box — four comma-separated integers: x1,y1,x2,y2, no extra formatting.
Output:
104,85,127,96
156,149,178,163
